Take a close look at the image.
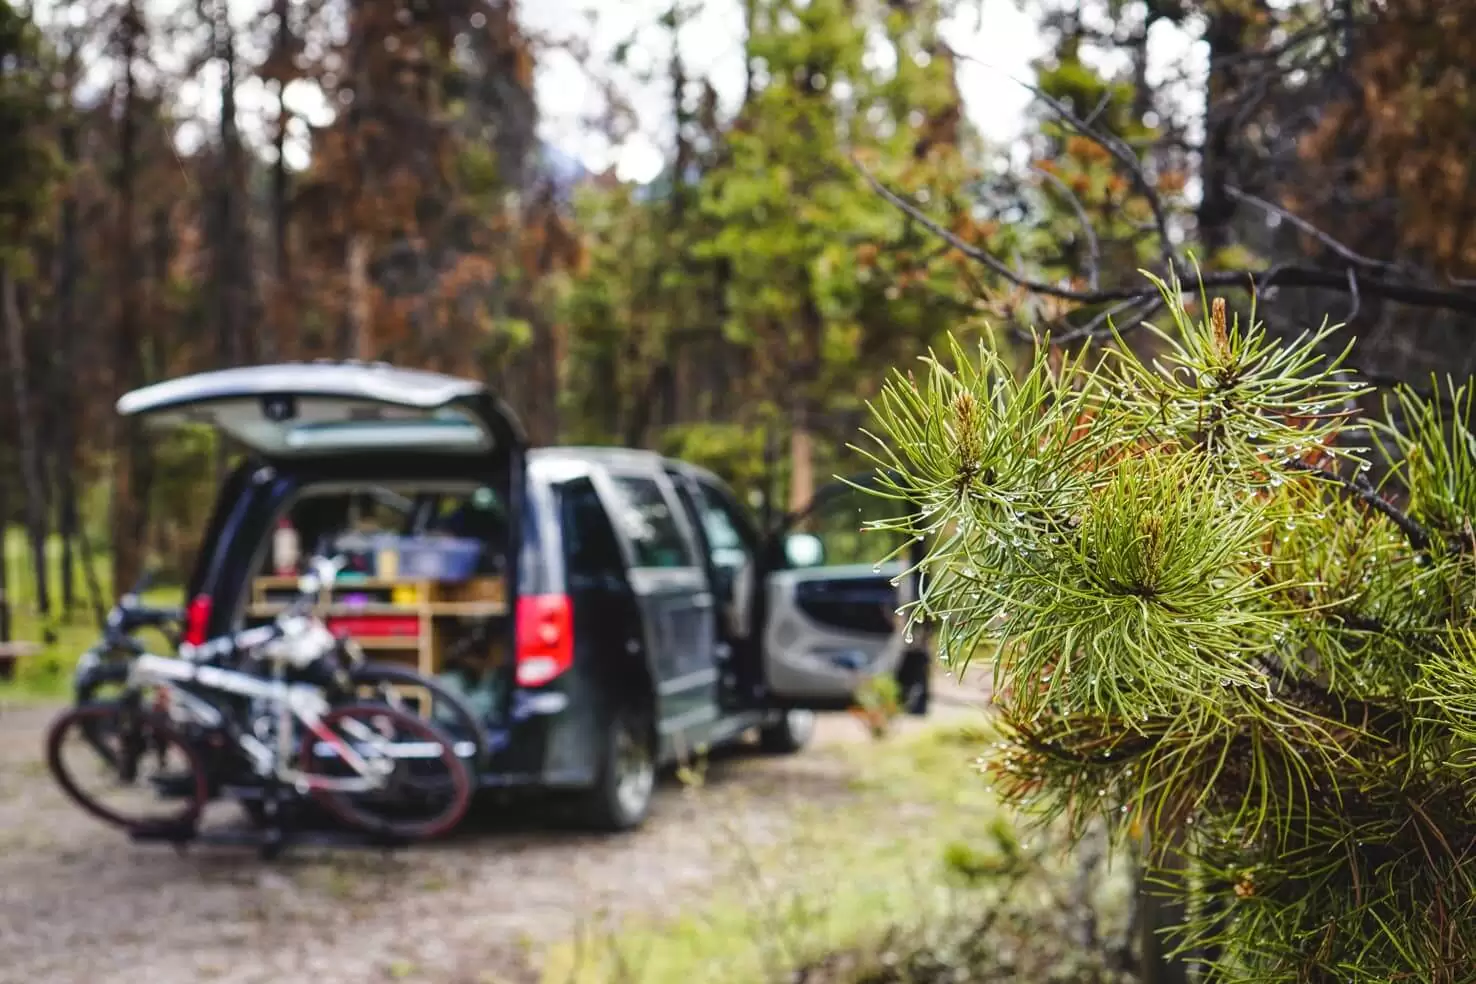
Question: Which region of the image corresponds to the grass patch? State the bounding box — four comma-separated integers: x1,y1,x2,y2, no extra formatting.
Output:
0,527,181,701
539,720,1134,984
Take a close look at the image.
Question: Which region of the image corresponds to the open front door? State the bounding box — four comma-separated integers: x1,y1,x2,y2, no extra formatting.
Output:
760,475,923,711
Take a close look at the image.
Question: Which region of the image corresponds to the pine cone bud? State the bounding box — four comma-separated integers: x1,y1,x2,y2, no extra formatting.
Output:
953,391,982,464
1211,296,1229,357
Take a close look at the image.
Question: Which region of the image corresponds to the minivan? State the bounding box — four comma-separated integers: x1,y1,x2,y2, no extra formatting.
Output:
117,362,931,830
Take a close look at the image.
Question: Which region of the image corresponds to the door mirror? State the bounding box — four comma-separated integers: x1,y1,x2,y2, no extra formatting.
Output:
784,533,826,568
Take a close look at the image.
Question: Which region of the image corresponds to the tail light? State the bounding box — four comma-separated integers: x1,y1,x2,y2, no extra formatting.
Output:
183,594,214,645
515,594,574,687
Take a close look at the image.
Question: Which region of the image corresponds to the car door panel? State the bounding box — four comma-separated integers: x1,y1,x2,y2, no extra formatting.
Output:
593,469,719,738
792,570,899,635
763,563,908,704
761,475,923,709
668,469,768,710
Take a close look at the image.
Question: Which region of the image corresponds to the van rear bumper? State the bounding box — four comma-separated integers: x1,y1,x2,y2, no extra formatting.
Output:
475,681,601,790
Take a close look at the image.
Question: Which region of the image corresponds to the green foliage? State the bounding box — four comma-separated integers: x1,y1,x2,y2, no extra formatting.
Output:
559,0,986,461
657,423,771,501
0,2,60,265
860,273,1476,982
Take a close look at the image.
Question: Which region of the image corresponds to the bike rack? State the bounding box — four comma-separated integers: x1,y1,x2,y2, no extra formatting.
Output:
127,785,413,860
127,824,412,859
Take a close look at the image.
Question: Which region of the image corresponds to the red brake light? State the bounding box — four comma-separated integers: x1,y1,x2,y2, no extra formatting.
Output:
183,594,214,645
515,594,573,687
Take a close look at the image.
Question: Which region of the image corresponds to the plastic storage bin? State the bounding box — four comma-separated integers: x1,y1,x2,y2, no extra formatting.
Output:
395,536,483,581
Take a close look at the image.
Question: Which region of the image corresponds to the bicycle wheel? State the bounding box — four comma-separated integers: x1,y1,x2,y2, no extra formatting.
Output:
300,702,473,841
46,702,209,833
347,661,490,768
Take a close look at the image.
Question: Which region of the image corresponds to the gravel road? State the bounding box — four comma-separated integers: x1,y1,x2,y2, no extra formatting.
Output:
0,684,986,984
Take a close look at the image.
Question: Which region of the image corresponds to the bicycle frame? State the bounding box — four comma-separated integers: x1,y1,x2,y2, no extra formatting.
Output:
127,652,442,795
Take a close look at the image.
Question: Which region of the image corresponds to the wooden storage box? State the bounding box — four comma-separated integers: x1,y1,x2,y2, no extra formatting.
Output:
247,575,508,676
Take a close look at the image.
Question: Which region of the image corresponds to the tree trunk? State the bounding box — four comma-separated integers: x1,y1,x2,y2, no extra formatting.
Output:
213,0,242,482
267,0,291,362
1137,835,1194,984
788,408,815,515
58,474,77,616
346,233,371,360
1199,9,1247,259
788,292,824,514
56,118,79,616
1,266,51,618
0,466,10,643
78,513,107,628
110,0,149,599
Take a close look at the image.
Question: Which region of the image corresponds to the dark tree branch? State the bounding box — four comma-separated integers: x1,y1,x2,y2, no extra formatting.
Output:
860,161,1476,316
1032,163,1101,291
1080,87,1113,130
1226,185,1404,275
1286,460,1433,551
1213,18,1345,69
1000,62,1181,274
1015,294,1168,347
861,48,1476,376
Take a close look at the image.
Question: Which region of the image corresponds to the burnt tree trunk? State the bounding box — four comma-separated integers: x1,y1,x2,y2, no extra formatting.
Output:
109,0,149,599
267,0,292,362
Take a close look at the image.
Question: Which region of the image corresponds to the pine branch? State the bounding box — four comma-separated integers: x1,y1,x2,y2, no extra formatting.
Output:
1285,461,1434,551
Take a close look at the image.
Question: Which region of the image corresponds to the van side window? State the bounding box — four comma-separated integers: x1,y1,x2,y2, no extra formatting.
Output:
605,475,696,569
693,482,754,574
556,478,627,583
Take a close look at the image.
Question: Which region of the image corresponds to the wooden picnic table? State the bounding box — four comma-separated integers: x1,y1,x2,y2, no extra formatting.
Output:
0,641,41,680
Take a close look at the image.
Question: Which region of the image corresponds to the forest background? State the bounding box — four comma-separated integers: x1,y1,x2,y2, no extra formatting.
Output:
0,0,1473,657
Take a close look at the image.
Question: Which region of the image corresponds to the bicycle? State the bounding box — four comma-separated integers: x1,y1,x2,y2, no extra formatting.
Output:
72,567,493,774
45,557,474,854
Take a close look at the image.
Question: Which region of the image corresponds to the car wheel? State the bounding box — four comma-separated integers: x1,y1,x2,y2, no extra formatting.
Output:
576,702,656,832
758,708,816,754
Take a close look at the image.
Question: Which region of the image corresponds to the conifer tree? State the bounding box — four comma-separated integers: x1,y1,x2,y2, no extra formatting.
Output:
861,274,1476,983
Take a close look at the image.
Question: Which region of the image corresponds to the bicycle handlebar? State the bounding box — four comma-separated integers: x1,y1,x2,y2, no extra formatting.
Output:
106,597,183,636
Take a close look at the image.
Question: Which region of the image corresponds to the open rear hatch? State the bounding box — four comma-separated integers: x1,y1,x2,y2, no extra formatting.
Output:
116,362,526,458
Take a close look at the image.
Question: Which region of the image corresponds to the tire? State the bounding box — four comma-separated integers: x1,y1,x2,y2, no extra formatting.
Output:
758,708,817,755
46,702,210,834
348,661,490,768
301,702,473,841
574,701,656,832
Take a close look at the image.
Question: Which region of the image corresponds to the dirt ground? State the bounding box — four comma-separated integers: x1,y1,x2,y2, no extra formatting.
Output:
0,681,987,984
